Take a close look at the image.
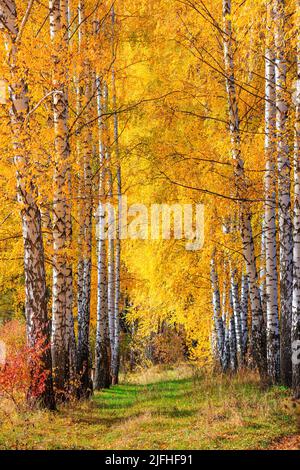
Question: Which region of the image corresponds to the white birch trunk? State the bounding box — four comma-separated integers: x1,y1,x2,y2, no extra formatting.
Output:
102,82,116,360
221,279,230,372
111,5,121,384
230,268,243,365
265,7,280,383
274,0,293,386
260,220,267,315
240,273,249,360
229,290,238,372
292,0,300,398
60,0,77,393
94,76,111,389
49,0,69,396
107,165,115,361
210,256,225,368
76,0,92,397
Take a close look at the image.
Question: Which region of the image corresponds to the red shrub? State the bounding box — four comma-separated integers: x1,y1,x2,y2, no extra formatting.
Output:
0,320,49,407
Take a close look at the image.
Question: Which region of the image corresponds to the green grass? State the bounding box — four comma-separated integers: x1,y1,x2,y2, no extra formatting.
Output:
0,365,298,449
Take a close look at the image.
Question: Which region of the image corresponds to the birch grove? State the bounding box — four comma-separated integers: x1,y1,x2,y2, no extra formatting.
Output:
1,0,300,410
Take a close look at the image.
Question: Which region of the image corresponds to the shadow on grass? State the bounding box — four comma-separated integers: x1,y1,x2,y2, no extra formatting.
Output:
90,376,199,421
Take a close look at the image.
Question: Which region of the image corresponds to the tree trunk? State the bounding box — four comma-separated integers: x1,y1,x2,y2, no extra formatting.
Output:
94,76,111,390
102,82,116,369
60,0,77,395
76,0,93,398
221,278,230,372
260,220,266,316
265,6,280,384
49,0,70,397
210,255,225,369
111,6,121,384
107,164,115,370
274,0,293,387
292,0,300,399
240,273,249,360
230,268,243,365
229,290,238,372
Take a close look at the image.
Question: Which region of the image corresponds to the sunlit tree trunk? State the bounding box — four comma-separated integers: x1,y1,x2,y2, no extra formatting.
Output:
210,255,225,368
240,273,249,360
221,278,230,372
230,268,243,365
107,163,115,365
111,5,121,384
102,82,116,365
0,0,55,409
292,0,300,399
265,6,280,384
229,290,238,372
76,0,93,398
60,0,77,394
260,221,266,315
94,74,111,390
274,0,293,387
222,0,267,378
76,73,85,363
49,0,69,396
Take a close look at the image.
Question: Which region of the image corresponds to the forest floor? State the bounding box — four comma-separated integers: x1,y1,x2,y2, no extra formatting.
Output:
0,364,299,450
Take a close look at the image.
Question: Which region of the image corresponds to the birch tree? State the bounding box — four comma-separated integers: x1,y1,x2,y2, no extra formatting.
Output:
292,0,300,398
229,291,238,372
210,255,225,369
240,273,249,360
102,81,116,367
222,0,267,378
76,0,93,397
274,0,293,387
260,221,266,316
49,0,69,396
265,3,280,383
93,25,111,390
0,0,55,409
222,278,230,372
61,0,77,393
111,4,121,385
230,268,243,365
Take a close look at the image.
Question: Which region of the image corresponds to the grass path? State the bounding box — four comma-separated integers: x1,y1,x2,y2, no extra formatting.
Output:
0,366,298,449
